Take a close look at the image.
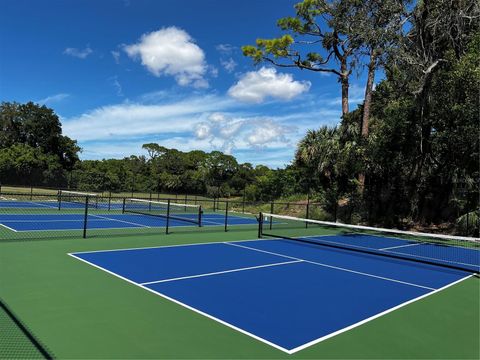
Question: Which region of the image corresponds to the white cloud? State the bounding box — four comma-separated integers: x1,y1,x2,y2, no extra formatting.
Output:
36,93,70,104
220,58,237,73
228,67,311,103
123,27,208,88
62,95,234,142
109,76,123,97
216,44,236,55
246,120,290,146
63,46,93,59
194,112,293,153
111,50,120,64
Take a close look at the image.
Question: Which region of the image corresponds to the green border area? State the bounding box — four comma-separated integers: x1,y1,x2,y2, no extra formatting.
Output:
0,228,478,359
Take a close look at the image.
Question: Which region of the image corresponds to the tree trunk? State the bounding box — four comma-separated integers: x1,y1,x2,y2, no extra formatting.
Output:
340,59,349,116
361,50,376,137
357,50,376,193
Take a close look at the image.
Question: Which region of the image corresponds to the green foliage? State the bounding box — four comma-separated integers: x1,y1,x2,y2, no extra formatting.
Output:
0,102,80,187
455,211,479,237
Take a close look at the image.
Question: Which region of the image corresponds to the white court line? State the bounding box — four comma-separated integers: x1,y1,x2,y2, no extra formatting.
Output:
0,219,120,223
67,248,475,354
140,260,302,285
69,237,265,255
0,222,18,232
90,214,151,228
226,242,436,291
67,253,292,354
288,274,474,354
380,243,423,251
276,234,480,268
384,248,479,269
12,225,159,233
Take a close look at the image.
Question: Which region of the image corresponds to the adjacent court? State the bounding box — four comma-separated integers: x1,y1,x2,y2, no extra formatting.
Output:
0,212,258,232
70,237,475,354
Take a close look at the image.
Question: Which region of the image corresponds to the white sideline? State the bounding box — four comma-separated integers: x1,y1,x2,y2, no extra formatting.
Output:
67,253,292,354
226,242,436,291
67,245,475,354
90,214,151,228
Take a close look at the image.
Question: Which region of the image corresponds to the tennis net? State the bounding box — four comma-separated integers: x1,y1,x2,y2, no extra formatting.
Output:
58,190,99,209
259,213,480,273
123,198,202,226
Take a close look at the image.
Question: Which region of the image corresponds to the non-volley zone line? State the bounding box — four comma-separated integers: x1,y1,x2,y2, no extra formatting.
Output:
69,240,473,354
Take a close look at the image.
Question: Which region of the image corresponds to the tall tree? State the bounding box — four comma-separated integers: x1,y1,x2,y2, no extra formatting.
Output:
242,0,358,116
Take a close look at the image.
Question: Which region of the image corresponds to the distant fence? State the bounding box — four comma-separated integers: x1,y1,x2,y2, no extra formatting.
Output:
1,190,477,242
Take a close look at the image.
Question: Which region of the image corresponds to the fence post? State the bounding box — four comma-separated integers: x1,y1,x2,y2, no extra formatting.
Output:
269,201,274,230
242,188,246,213
166,199,171,235
306,194,310,228
198,206,203,227
83,196,89,239
122,198,126,214
224,201,229,232
30,186,33,200
58,190,62,210
258,212,263,238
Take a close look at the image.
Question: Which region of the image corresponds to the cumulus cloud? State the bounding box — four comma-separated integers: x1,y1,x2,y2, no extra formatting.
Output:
123,27,208,88
246,120,290,146
194,112,293,153
228,67,311,103
36,93,70,104
220,58,237,73
63,46,93,59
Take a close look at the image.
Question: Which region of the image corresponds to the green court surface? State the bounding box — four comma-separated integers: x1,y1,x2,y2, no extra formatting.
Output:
0,227,479,359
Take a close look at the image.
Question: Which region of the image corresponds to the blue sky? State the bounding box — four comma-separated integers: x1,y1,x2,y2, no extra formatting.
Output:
0,0,368,168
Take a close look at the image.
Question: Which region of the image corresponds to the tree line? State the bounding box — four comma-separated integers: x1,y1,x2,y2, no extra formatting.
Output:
243,0,479,232
0,103,301,201
0,0,478,233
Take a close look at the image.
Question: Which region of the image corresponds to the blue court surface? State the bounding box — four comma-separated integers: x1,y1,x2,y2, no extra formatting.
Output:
0,213,258,232
69,237,475,354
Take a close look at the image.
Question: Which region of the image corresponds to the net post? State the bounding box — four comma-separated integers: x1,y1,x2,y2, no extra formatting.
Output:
269,201,274,230
198,205,203,227
306,195,310,229
122,198,126,214
166,199,171,235
83,196,89,239
224,201,229,232
258,212,263,238
242,188,246,213
58,190,62,210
